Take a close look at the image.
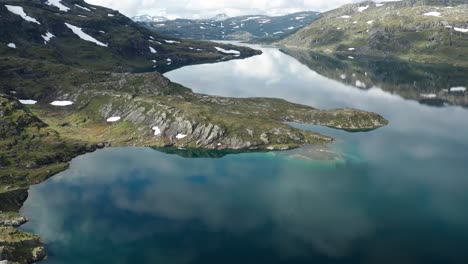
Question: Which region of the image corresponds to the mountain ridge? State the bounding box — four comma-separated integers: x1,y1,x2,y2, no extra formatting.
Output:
0,0,260,73
137,11,320,42
280,0,468,66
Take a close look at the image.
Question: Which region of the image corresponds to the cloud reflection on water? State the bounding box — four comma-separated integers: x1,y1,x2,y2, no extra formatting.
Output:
20,45,468,264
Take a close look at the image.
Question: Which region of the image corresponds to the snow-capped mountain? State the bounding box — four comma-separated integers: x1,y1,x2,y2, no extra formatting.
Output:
0,0,260,73
132,15,168,23
138,11,320,41
210,13,229,21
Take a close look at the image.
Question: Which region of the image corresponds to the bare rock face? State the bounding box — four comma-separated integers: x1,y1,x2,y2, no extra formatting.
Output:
0,215,28,228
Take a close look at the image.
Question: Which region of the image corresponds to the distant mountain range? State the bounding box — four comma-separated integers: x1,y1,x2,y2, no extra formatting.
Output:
133,12,320,41
132,15,168,23
280,0,468,66
211,13,230,21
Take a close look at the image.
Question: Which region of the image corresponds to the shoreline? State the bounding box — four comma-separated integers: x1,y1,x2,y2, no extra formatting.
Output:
0,49,387,263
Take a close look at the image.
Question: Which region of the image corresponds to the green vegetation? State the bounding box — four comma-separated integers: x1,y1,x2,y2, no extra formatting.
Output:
0,1,390,263
280,0,468,66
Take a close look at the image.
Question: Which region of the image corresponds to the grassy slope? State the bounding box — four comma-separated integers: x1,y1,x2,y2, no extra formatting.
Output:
280,0,468,66
0,57,387,152
0,95,93,264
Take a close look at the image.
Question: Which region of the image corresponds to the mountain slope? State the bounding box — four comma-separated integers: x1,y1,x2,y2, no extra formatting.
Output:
0,0,260,72
280,0,468,66
138,12,320,42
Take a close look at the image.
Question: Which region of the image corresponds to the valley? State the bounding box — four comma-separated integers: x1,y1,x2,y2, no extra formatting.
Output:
136,12,320,42
0,1,389,263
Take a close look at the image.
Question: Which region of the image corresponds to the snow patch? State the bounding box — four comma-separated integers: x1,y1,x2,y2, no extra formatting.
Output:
348,48,355,51
152,126,161,136
367,20,374,25
355,80,366,88
108,14,115,17
5,5,40,24
340,74,347,80
420,93,437,98
358,5,369,12
149,46,157,53
454,27,468,33
176,134,187,140
46,0,70,12
106,116,121,122
241,16,261,22
41,31,55,44
19,100,37,105
65,23,108,47
75,4,91,11
450,87,466,92
214,47,240,55
7,43,16,49
50,101,73,106
164,40,180,44
423,12,441,17
348,56,355,59
339,15,351,19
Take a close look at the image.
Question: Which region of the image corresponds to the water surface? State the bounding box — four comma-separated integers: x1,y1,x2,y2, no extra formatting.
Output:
21,45,468,264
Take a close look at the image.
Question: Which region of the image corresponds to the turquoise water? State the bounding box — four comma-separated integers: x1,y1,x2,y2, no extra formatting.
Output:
21,45,468,263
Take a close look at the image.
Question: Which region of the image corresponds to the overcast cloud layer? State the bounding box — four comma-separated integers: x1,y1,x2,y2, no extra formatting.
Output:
85,0,389,19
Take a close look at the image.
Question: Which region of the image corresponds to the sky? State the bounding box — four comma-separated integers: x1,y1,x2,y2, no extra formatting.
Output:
85,0,389,19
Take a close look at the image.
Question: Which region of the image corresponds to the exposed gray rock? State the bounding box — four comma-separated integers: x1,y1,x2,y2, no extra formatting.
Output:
0,214,28,227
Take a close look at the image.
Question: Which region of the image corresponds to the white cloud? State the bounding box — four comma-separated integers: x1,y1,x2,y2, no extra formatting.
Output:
85,0,391,19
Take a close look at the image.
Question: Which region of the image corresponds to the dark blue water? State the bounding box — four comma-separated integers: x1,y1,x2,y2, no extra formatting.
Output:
21,45,468,264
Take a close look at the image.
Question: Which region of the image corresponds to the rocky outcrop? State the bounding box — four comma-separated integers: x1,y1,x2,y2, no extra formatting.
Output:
0,227,45,264
0,215,27,228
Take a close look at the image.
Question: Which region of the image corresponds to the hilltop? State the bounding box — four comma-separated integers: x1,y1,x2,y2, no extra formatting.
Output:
280,0,468,66
0,0,260,73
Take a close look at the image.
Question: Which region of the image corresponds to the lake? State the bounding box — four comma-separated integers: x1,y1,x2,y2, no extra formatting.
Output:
21,45,468,264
